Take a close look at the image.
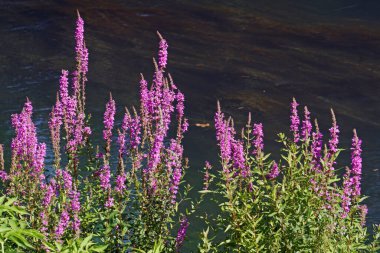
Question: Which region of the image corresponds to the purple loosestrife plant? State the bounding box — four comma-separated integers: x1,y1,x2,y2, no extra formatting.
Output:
201,98,379,252
0,14,193,252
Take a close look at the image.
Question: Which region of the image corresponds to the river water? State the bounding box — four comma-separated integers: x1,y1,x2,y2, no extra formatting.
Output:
0,0,379,250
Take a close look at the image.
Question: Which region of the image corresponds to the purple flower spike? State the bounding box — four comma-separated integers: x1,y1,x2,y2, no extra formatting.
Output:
55,208,70,239
59,70,69,108
99,165,111,190
105,196,114,208
75,12,88,75
70,190,81,213
176,216,189,251
42,183,55,207
0,145,7,182
301,106,312,141
359,204,368,227
168,139,184,203
290,98,300,143
266,162,280,180
310,120,323,172
176,91,185,119
103,94,116,149
157,32,168,69
328,109,340,156
252,123,264,156
115,173,126,193
232,140,247,177
350,129,362,197
341,167,352,218
203,161,212,190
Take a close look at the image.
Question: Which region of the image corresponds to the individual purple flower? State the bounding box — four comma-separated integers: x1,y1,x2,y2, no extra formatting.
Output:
176,216,189,251
252,123,264,156
181,118,189,134
290,98,300,143
301,106,312,141
266,162,280,180
350,129,362,197
96,152,104,159
0,171,8,182
157,32,168,69
83,126,91,135
55,208,70,239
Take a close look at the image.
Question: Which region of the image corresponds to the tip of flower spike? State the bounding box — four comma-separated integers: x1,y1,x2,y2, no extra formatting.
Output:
353,128,358,138
314,119,319,132
124,107,131,117
246,112,251,127
156,31,163,40
132,106,138,116
217,100,221,113
152,57,158,71
76,9,81,18
330,108,336,125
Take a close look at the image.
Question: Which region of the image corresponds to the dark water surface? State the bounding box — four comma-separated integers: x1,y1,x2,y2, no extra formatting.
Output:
1,0,380,250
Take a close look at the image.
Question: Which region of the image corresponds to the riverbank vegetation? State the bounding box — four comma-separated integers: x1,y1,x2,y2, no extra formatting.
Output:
0,13,378,252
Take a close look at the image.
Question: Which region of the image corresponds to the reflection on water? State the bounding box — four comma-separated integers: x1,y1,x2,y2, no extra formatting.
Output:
0,0,379,249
